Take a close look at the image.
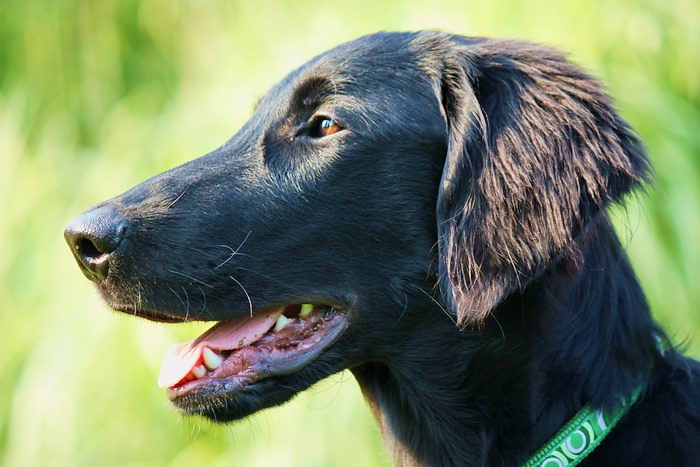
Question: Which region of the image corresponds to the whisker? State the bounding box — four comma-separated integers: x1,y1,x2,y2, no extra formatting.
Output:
411,284,457,326
167,269,214,288
134,281,143,317
215,231,252,269
168,286,187,309
233,266,304,293
229,275,254,318
167,188,187,209
197,285,208,314
390,290,409,330
181,286,191,321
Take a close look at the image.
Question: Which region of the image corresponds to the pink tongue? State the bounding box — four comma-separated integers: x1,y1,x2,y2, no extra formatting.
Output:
157,307,283,388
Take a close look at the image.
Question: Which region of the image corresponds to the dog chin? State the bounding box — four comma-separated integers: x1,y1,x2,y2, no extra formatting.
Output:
170,378,299,422
170,362,339,422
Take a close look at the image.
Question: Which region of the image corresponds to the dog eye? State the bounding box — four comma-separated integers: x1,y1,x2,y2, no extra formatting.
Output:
310,117,342,138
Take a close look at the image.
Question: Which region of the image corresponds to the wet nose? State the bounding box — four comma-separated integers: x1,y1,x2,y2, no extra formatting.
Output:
64,206,129,282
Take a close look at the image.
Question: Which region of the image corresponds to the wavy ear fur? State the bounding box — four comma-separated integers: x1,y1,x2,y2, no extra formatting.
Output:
434,37,650,326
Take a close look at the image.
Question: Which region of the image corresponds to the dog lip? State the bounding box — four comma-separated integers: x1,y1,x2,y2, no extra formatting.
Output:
110,297,352,324
110,306,196,323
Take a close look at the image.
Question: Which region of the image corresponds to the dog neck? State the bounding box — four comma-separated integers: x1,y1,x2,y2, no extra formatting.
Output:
353,218,660,466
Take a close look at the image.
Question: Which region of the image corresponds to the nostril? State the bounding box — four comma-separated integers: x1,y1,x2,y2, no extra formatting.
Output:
64,206,129,282
67,233,114,282
77,237,107,260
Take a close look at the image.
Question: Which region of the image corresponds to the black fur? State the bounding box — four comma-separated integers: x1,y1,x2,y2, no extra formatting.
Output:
66,31,700,466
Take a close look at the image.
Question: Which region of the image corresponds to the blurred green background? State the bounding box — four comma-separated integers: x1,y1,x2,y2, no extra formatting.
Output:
1,0,698,465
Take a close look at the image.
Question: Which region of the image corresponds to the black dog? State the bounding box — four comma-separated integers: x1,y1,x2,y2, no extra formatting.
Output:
65,31,699,466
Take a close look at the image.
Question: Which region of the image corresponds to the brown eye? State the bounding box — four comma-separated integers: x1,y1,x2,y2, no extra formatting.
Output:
310,117,341,137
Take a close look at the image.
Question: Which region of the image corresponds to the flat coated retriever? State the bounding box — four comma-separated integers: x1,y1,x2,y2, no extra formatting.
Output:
65,31,699,466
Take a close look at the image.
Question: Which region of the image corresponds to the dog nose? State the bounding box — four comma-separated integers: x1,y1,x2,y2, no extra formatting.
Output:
64,206,128,282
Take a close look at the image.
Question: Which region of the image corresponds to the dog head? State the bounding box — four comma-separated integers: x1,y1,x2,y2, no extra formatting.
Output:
64,31,648,421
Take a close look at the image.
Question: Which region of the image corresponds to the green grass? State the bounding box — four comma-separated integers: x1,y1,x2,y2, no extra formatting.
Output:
1,1,698,465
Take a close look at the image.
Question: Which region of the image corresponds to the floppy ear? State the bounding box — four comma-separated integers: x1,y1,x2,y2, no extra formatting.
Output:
435,38,650,326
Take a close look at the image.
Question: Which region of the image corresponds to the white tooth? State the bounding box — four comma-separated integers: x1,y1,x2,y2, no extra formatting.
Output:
274,314,292,331
192,364,207,379
167,388,178,401
299,303,314,318
202,347,223,370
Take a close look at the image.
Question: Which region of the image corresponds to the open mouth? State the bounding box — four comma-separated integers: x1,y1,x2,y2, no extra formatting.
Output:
158,304,348,402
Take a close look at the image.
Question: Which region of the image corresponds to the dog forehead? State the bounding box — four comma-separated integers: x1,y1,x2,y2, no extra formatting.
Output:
309,34,432,89
261,33,434,107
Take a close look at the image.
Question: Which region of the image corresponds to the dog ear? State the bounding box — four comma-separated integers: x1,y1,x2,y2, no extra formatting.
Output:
434,38,650,326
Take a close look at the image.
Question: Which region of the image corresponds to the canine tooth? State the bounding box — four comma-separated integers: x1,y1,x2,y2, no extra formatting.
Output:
299,303,314,317
202,347,223,370
167,388,178,401
192,364,207,379
274,314,292,331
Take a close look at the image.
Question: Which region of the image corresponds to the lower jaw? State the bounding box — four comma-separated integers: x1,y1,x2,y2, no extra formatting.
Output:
170,376,267,415
171,377,300,422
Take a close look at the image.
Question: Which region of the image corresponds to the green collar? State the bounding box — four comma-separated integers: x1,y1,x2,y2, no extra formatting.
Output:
523,337,666,467
522,384,643,467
